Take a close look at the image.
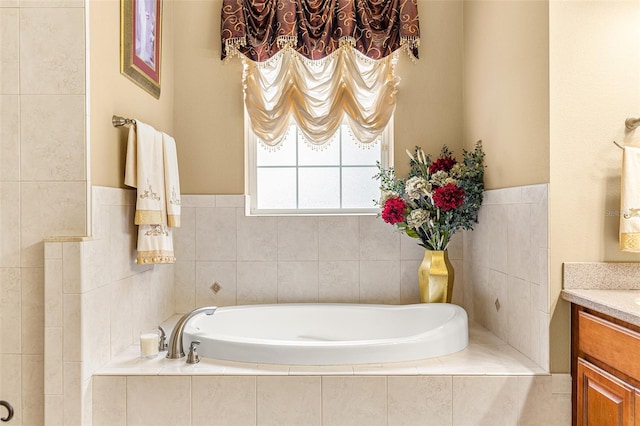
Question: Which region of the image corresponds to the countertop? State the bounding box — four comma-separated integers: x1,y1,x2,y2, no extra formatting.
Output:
562,262,640,327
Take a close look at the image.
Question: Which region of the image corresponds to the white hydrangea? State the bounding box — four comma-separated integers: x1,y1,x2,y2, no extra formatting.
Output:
404,176,431,200
431,171,457,187
407,209,430,229
379,190,399,205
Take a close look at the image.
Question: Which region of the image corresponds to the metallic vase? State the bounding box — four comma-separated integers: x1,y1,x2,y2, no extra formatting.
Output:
418,250,454,303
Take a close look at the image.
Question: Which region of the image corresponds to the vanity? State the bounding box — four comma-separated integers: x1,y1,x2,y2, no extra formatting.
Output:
562,263,640,425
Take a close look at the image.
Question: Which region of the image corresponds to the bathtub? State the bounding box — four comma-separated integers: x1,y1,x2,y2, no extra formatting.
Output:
182,303,468,365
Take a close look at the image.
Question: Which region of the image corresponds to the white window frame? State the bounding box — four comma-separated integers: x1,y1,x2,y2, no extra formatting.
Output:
245,110,394,216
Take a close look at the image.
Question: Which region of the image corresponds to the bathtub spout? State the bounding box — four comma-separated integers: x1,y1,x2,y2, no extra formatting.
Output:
166,307,216,359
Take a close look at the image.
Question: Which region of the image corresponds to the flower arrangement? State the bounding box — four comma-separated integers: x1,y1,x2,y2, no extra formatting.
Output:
375,141,485,250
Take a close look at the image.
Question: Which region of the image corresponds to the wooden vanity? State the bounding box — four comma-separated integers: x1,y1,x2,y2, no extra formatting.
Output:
571,304,640,425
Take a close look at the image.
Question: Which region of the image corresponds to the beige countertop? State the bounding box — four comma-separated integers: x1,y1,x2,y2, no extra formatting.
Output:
561,288,640,328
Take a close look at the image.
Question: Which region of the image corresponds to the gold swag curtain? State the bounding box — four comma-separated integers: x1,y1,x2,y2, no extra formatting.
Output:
221,0,420,146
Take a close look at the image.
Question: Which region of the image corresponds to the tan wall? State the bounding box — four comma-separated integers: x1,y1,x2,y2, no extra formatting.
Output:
172,0,464,194
462,0,550,189
90,0,175,188
548,1,640,373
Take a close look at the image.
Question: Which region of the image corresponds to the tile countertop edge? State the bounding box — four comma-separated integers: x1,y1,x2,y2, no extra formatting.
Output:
561,288,640,328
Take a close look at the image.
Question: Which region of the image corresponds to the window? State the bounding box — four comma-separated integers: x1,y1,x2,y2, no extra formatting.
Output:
247,117,392,215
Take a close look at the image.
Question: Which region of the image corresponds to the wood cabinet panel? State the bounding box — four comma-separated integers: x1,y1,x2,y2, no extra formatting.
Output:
577,358,634,426
635,391,640,426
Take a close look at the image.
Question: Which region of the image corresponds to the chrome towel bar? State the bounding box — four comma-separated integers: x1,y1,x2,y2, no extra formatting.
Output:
112,115,136,127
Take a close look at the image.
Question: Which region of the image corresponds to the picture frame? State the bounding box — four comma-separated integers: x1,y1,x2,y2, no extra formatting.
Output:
120,0,162,99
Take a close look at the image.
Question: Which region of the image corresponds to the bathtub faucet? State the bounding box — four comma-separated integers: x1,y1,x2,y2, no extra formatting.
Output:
166,306,216,359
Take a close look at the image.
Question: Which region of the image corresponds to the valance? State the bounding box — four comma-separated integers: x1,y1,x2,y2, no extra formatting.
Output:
221,0,420,62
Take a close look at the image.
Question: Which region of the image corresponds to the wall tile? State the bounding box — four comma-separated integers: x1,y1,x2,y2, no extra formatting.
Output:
63,294,80,362
21,181,86,267
81,286,111,378
0,95,19,179
174,206,196,260
45,394,63,426
127,376,192,426
319,216,359,261
400,260,420,304
196,207,237,261
400,233,426,260
487,204,508,273
62,242,82,294
196,261,237,307
388,376,453,426
62,361,81,426
278,217,319,261
109,204,144,281
359,215,400,260
507,276,532,357
318,260,359,303
92,376,126,426
21,266,44,354
322,376,387,426
0,354,22,425
0,267,21,353
20,95,85,181
359,260,400,304
215,194,245,207
20,8,84,94
518,375,571,425
83,238,111,292
192,376,256,426
277,261,319,302
0,10,19,93
507,203,531,280
44,258,63,326
236,261,277,304
174,260,196,313
110,276,133,358
452,376,518,426
44,326,63,395
181,194,216,208
487,269,508,341
0,182,20,267
22,354,44,426
236,211,278,261
257,376,321,426
19,0,83,7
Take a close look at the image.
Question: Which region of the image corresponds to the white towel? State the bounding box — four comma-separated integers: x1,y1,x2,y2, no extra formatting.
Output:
124,120,179,264
620,146,640,252
162,132,181,227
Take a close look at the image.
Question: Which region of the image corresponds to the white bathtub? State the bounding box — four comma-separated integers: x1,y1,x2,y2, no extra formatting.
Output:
182,303,468,365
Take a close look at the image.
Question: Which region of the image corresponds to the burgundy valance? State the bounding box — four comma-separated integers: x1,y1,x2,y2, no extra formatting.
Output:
221,0,420,62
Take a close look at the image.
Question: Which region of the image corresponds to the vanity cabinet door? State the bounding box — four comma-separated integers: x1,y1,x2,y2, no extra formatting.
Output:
635,391,640,426
577,358,634,426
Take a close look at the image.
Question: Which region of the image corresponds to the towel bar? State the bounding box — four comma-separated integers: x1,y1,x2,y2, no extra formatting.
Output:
625,117,640,131
112,115,136,127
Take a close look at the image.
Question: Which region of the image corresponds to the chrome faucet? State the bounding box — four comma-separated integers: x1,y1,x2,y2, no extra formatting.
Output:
166,306,216,359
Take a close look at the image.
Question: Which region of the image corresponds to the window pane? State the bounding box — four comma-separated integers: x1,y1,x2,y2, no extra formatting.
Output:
298,167,340,209
257,129,296,167
341,126,381,166
257,168,297,209
342,167,379,209
298,129,340,166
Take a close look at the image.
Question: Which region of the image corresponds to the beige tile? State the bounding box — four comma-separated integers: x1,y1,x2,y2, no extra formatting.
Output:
277,261,319,303
127,376,191,426
44,326,63,395
62,242,82,294
236,211,278,261
45,394,64,426
63,361,81,426
388,376,452,426
20,8,85,94
174,260,196,313
110,276,133,358
192,376,256,426
81,286,111,378
21,181,86,267
517,375,571,426
318,261,359,303
0,267,21,353
452,376,518,426
173,206,196,260
0,10,19,93
109,204,142,281
83,237,111,291
20,0,83,7
322,376,387,426
1,95,19,178
45,241,63,260
507,276,532,357
0,182,20,267
92,376,126,426
257,376,321,426
0,354,22,425
63,294,81,361
22,354,44,426
196,207,237,261
215,195,245,207
277,216,319,261
319,216,359,261
400,260,421,304
359,215,400,260
236,261,277,304
400,232,425,260
359,260,400,304
20,95,85,181
21,266,44,354
196,261,237,307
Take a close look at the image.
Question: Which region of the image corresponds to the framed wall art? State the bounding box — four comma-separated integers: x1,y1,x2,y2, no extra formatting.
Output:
120,0,162,98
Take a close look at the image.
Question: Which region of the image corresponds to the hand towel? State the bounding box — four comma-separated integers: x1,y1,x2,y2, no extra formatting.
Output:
620,146,640,252
162,132,181,228
124,120,178,264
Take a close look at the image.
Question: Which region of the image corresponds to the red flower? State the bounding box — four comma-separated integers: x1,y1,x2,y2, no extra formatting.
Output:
381,197,407,225
433,183,465,211
429,156,457,174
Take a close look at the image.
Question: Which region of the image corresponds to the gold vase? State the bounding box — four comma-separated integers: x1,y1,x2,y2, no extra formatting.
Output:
418,250,454,303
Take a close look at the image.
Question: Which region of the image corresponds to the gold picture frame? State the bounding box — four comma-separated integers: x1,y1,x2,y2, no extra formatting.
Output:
120,0,162,99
